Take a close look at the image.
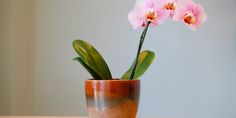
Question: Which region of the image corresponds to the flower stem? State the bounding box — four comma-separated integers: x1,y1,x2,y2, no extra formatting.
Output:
129,21,151,80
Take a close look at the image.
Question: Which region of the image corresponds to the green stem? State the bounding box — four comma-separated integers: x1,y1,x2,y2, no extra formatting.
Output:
129,21,151,80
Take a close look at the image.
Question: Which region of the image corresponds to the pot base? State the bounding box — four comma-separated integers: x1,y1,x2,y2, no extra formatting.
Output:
88,99,137,118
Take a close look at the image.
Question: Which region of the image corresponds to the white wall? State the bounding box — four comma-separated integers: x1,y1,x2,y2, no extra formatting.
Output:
0,0,236,117
32,0,88,115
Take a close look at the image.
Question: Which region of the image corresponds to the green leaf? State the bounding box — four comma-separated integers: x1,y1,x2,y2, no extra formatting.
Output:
121,50,155,80
73,40,112,80
73,57,103,80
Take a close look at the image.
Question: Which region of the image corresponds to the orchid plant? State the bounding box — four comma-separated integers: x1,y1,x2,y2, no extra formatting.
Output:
73,0,207,80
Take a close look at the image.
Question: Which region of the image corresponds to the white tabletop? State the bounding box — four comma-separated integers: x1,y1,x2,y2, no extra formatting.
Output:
0,116,145,118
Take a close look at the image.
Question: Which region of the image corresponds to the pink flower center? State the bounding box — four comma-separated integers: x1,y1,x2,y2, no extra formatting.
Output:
165,2,176,11
184,13,196,25
145,9,158,22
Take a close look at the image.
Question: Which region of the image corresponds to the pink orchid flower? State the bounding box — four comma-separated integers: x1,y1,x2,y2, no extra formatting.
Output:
163,0,178,17
128,0,169,29
173,0,207,30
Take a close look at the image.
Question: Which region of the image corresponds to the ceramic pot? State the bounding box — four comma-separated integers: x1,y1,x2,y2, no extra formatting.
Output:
85,79,140,118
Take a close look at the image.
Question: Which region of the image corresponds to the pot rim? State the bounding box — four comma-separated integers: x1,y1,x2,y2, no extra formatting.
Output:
85,78,140,82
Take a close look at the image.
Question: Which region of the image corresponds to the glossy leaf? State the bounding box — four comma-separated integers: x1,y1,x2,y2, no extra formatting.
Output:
121,50,155,80
73,57,103,80
73,40,112,80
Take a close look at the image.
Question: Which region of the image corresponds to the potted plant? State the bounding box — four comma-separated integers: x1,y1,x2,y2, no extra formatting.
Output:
72,0,207,117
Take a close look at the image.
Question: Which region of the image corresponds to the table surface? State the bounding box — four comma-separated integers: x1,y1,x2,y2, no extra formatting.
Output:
0,116,149,118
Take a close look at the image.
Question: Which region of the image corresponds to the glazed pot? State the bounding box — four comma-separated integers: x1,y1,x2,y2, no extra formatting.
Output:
85,79,140,118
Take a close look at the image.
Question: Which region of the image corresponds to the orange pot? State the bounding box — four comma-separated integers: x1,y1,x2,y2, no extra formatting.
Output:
85,79,140,118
